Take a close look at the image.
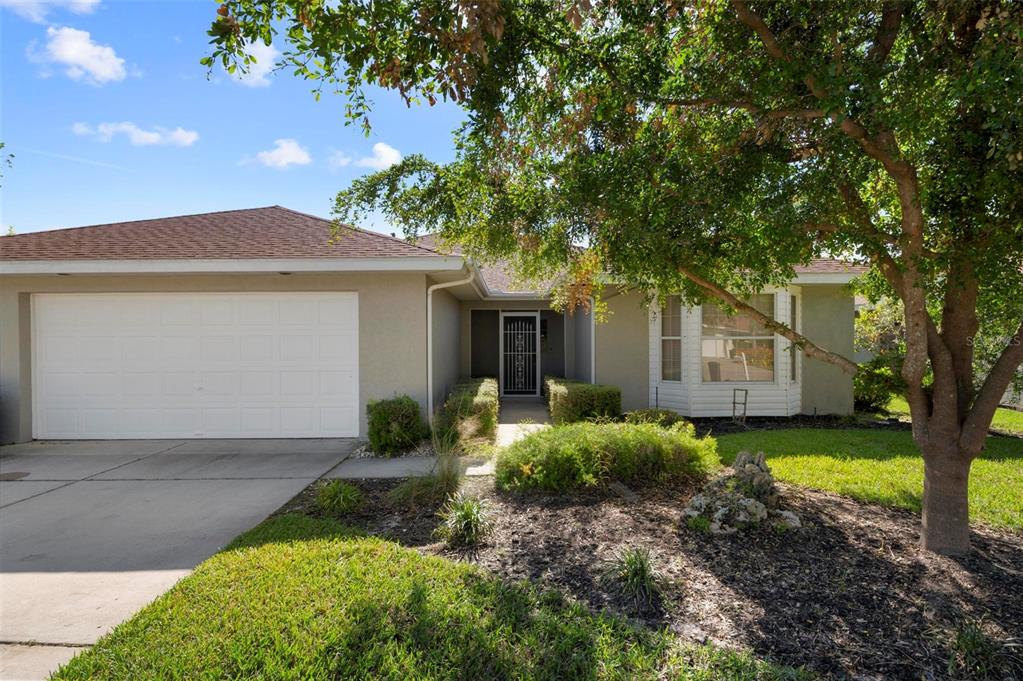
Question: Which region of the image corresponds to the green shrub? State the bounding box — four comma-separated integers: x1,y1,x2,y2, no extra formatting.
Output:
435,492,495,548
854,357,905,412
495,421,718,493
315,480,363,515
623,408,689,429
544,376,622,425
367,395,428,456
604,547,659,608
434,378,499,450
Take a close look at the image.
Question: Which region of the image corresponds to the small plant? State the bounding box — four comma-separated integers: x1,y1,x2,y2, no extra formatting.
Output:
386,454,461,508
315,480,363,515
686,515,711,533
604,546,659,608
946,618,1022,680
435,491,494,547
367,395,428,456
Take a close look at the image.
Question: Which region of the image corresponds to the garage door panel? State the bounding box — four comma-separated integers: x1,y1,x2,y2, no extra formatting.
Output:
33,293,359,438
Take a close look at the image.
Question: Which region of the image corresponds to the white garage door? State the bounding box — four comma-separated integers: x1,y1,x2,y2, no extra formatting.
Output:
32,292,359,438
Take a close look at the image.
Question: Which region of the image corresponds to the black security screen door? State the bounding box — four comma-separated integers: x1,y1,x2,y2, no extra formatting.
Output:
502,316,538,395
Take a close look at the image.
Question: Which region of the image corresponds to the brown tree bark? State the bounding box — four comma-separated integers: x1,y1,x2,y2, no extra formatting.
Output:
919,443,973,554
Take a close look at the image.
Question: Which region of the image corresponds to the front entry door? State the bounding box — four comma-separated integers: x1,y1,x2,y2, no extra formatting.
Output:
501,313,539,396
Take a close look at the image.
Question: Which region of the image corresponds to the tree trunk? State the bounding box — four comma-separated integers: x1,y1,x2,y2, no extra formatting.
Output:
920,451,972,555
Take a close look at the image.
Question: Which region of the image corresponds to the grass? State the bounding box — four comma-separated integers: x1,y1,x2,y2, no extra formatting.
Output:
496,422,719,493
717,429,1022,530
315,480,363,514
604,547,660,609
886,395,1023,437
52,514,805,680
434,491,494,547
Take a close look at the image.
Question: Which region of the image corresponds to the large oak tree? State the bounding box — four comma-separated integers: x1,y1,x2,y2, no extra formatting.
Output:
207,0,1023,555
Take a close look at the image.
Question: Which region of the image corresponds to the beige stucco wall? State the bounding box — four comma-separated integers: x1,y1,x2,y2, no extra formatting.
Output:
800,284,855,415
430,286,461,412
0,272,431,443
594,288,649,412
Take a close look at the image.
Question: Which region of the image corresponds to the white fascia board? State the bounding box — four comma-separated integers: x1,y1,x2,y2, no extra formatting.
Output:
0,256,466,275
791,272,861,285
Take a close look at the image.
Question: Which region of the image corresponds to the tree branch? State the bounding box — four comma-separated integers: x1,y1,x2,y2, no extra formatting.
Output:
676,265,859,375
960,318,1023,455
867,2,903,63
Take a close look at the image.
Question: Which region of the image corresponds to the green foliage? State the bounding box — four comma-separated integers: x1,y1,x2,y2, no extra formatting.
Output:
545,376,622,425
854,357,906,412
434,378,499,451
386,454,461,508
434,491,494,548
686,516,712,534
315,480,363,515
496,422,718,493
603,547,659,609
624,408,690,429
367,395,428,456
945,618,1023,680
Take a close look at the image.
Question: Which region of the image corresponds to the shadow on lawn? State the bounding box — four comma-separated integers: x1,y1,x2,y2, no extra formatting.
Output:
680,489,1023,679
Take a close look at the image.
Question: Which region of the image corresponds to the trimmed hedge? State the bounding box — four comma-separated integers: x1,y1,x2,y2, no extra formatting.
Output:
623,408,690,429
434,378,500,449
544,376,622,425
367,395,428,456
495,421,718,493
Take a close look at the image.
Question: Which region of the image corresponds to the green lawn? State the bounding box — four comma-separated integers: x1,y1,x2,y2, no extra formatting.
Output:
717,429,1023,530
53,514,805,681
886,395,1023,437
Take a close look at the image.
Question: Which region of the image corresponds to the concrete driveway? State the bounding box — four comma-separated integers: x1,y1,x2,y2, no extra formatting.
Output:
0,439,355,681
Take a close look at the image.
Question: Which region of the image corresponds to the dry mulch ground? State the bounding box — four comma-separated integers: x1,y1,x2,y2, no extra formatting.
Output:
279,476,1022,680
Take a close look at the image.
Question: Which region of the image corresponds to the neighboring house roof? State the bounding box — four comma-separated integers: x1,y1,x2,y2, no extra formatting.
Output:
414,233,545,295
0,206,442,260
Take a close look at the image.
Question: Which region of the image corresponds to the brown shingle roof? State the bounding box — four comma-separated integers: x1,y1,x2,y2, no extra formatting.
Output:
416,234,866,293
0,206,443,260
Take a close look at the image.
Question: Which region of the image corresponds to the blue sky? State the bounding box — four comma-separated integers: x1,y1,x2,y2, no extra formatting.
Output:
0,0,466,234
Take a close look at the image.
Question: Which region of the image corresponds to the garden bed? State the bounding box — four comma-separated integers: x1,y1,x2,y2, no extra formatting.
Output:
278,476,1023,679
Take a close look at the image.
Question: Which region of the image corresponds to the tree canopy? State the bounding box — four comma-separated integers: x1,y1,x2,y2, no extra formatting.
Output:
208,0,1023,554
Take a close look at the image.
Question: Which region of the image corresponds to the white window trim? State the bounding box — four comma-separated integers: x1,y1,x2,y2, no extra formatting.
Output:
788,290,801,384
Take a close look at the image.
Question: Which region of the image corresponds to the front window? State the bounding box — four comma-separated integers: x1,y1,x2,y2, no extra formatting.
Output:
660,296,681,381
789,294,798,383
701,294,776,382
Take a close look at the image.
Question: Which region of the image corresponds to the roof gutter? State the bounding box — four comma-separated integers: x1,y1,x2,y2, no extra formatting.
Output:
426,267,477,420
0,256,465,275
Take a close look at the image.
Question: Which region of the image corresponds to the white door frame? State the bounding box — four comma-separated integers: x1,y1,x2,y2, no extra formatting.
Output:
498,310,541,397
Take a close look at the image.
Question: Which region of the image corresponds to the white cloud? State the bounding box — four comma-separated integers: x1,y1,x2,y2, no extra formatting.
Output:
0,0,99,23
73,121,199,147
327,150,352,170
255,139,311,169
355,142,401,171
39,26,125,84
232,40,279,87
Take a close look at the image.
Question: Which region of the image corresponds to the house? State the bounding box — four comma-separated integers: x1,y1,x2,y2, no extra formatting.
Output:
0,206,862,443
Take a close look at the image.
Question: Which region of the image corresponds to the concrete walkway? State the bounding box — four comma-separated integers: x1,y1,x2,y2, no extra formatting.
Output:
495,399,551,447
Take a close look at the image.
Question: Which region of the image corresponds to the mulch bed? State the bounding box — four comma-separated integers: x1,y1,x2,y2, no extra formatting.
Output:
691,413,1023,441
278,477,1023,680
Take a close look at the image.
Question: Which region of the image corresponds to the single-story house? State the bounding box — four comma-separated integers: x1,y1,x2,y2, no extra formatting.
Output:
0,206,862,443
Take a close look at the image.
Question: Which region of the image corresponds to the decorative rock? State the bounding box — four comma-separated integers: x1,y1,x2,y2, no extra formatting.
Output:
682,450,800,535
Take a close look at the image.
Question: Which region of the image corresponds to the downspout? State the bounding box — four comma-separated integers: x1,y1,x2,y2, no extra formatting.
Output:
427,268,476,421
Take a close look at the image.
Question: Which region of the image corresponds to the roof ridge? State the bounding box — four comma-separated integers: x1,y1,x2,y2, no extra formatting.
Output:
270,205,444,256
0,206,285,239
